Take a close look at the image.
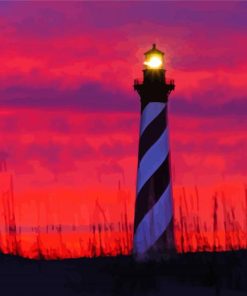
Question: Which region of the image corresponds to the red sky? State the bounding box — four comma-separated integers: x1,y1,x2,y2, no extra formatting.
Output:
0,1,246,229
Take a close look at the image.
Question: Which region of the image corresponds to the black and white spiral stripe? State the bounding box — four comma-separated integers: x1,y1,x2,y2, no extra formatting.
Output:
133,102,173,258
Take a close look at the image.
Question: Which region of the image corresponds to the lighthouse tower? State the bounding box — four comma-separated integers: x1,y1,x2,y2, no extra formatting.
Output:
133,44,175,261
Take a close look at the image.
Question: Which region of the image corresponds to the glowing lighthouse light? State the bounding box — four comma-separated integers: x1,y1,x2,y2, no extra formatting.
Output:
143,43,164,69
144,55,163,69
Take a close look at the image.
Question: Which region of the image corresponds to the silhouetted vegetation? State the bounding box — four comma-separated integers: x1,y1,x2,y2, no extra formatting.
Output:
0,178,247,259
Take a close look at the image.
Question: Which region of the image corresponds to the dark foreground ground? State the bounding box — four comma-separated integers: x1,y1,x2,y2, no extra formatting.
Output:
0,250,247,296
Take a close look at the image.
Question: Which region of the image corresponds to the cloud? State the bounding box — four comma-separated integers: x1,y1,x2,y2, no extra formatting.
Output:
170,96,247,118
0,1,246,192
98,139,136,160
0,82,138,112
96,160,125,183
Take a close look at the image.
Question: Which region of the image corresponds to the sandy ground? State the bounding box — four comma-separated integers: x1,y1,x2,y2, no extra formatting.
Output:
0,252,246,296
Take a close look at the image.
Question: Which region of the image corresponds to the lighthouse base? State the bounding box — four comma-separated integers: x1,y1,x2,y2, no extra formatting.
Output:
133,219,176,262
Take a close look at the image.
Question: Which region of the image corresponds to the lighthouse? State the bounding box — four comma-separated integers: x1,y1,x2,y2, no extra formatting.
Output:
133,44,175,261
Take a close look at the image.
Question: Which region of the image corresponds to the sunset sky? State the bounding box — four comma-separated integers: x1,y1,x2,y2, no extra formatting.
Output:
0,1,246,228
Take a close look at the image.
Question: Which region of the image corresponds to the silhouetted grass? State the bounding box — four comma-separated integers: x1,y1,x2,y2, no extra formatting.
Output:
0,176,247,259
